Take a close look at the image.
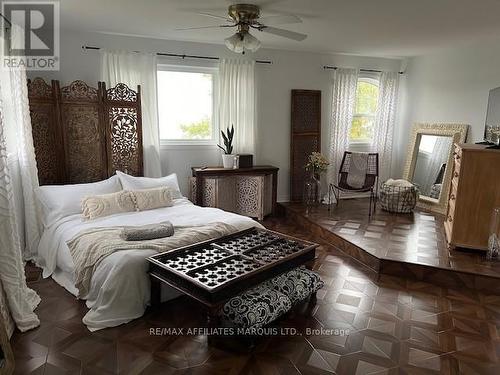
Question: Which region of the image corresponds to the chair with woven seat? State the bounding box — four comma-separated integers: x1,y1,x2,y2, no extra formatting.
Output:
328,151,379,217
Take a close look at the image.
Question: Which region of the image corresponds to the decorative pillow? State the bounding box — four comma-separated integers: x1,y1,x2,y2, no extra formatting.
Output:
222,284,292,329
131,187,173,211
116,171,182,199
270,267,324,304
35,175,122,227
81,190,136,220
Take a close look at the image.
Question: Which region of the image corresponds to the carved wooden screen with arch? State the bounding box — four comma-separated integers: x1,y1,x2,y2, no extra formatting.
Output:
100,82,143,177
27,78,143,185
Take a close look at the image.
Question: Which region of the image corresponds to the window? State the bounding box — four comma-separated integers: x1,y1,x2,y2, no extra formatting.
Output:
349,78,379,143
419,135,438,154
157,65,217,143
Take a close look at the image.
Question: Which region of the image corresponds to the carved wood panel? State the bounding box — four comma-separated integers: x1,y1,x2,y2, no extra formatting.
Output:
27,78,64,184
60,80,107,183
102,82,143,177
28,78,143,185
290,90,321,201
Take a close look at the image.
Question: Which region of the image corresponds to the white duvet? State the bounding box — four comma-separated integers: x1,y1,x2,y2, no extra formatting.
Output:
37,198,262,331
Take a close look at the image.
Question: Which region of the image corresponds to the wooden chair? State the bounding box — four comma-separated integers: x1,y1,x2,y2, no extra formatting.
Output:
328,152,379,217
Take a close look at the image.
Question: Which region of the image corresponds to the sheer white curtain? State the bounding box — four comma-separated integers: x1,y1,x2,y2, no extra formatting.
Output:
100,50,162,177
326,68,359,201
0,65,41,332
218,58,255,155
372,72,400,183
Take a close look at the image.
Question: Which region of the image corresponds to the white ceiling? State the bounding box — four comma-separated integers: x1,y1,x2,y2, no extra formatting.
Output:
60,0,500,57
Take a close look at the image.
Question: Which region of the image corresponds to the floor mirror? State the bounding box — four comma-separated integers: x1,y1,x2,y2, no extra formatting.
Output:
403,123,468,214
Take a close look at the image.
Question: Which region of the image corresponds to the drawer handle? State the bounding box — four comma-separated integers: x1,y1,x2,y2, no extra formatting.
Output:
450,194,456,201
454,171,459,178
448,215,453,222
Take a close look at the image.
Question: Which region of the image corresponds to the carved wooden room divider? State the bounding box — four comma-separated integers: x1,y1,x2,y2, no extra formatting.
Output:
290,89,321,201
27,78,143,185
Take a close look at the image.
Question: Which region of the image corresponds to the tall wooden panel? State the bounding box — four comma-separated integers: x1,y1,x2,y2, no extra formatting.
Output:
60,80,107,184
101,82,143,177
290,90,321,201
28,78,143,185
27,78,65,184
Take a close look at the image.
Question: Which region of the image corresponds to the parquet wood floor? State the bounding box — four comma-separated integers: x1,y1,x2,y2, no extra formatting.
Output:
12,217,500,374
283,201,500,294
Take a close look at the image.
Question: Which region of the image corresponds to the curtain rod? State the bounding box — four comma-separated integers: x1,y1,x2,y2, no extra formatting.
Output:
323,65,404,75
82,45,273,65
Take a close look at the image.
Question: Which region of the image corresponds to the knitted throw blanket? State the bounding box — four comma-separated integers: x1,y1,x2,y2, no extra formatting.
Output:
67,222,238,297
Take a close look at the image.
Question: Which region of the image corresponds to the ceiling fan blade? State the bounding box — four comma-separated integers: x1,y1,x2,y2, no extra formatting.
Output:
174,25,235,31
197,12,234,23
257,15,302,25
259,26,307,41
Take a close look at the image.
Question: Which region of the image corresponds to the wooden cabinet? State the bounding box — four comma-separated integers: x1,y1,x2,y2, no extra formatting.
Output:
445,144,500,250
290,90,321,202
191,166,279,221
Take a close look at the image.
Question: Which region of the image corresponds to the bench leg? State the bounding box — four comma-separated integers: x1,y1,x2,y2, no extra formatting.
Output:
307,292,318,315
150,276,161,308
206,307,220,346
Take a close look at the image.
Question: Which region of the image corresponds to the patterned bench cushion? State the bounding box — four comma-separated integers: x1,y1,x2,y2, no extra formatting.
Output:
221,267,324,329
222,284,291,329
269,267,324,304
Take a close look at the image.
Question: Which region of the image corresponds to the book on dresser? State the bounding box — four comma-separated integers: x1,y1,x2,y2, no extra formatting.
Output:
445,143,500,251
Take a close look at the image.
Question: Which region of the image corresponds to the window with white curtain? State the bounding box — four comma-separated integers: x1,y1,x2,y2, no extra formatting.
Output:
157,64,218,144
349,76,379,145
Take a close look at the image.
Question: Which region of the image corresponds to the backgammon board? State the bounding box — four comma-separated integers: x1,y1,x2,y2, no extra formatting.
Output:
147,227,318,307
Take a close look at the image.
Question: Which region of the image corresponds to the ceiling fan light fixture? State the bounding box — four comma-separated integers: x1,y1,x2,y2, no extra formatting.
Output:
225,31,261,54
243,32,261,52
224,32,244,53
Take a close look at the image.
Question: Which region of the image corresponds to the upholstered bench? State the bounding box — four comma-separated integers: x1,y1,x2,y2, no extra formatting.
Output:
222,267,324,329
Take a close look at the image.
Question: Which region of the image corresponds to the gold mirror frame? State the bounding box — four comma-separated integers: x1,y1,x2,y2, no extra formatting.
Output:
403,123,468,215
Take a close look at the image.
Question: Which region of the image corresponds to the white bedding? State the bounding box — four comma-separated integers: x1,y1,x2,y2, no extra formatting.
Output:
37,198,262,331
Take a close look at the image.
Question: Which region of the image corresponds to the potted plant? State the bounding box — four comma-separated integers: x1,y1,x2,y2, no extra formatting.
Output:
218,125,235,168
304,152,329,205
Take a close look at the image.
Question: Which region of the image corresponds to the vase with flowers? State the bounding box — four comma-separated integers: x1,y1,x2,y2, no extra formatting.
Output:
304,152,329,206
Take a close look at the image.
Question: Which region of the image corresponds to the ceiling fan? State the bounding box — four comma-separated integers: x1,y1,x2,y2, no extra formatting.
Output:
176,3,307,54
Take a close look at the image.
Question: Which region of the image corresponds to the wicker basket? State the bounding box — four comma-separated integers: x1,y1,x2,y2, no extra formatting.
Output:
379,182,419,213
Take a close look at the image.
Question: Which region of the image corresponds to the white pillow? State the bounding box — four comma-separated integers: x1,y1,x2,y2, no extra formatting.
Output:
116,171,182,199
36,175,122,227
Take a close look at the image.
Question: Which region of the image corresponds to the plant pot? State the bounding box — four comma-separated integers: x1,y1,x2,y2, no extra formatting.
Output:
222,154,235,169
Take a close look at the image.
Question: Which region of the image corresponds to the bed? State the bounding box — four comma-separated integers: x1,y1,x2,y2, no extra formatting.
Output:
29,78,263,331
37,195,261,331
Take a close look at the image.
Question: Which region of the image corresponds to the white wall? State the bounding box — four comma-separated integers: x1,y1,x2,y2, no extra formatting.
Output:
28,31,402,200
398,38,500,174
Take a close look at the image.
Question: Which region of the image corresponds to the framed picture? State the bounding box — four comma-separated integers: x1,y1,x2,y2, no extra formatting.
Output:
0,318,14,375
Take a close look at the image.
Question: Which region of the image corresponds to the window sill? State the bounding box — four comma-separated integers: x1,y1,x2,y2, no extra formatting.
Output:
160,141,219,150
349,141,373,146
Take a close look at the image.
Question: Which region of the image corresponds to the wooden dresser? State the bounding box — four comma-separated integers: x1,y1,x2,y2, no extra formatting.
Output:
445,144,500,251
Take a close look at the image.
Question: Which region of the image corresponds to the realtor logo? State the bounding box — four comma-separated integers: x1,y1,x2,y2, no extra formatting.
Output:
1,1,59,70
